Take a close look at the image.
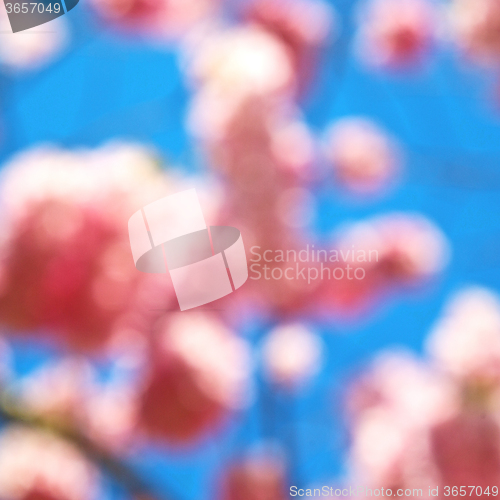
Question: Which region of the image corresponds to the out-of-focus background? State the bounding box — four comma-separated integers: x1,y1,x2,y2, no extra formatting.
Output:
0,0,500,499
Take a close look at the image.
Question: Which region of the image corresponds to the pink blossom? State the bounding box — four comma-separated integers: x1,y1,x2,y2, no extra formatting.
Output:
315,213,449,316
17,358,95,426
89,0,220,37
137,313,252,443
367,213,450,285
187,25,297,142
185,23,322,316
347,351,457,428
262,323,324,389
356,0,436,69
0,9,67,71
349,408,436,489
346,291,500,494
16,357,138,450
83,381,138,451
425,287,500,488
222,452,288,500
0,143,177,351
324,118,402,197
346,352,457,490
186,27,317,315
449,0,500,65
207,102,316,314
427,287,500,384
431,412,500,492
245,0,336,89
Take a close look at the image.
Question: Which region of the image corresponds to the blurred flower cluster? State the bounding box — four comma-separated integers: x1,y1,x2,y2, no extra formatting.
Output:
0,142,256,497
346,287,500,496
0,143,177,351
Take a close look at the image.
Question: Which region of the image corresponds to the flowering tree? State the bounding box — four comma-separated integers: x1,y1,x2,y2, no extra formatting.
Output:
0,0,496,499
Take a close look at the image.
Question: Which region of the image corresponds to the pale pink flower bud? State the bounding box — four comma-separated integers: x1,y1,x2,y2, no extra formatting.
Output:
0,9,67,71
324,118,402,196
369,213,450,284
262,323,323,388
356,0,436,69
